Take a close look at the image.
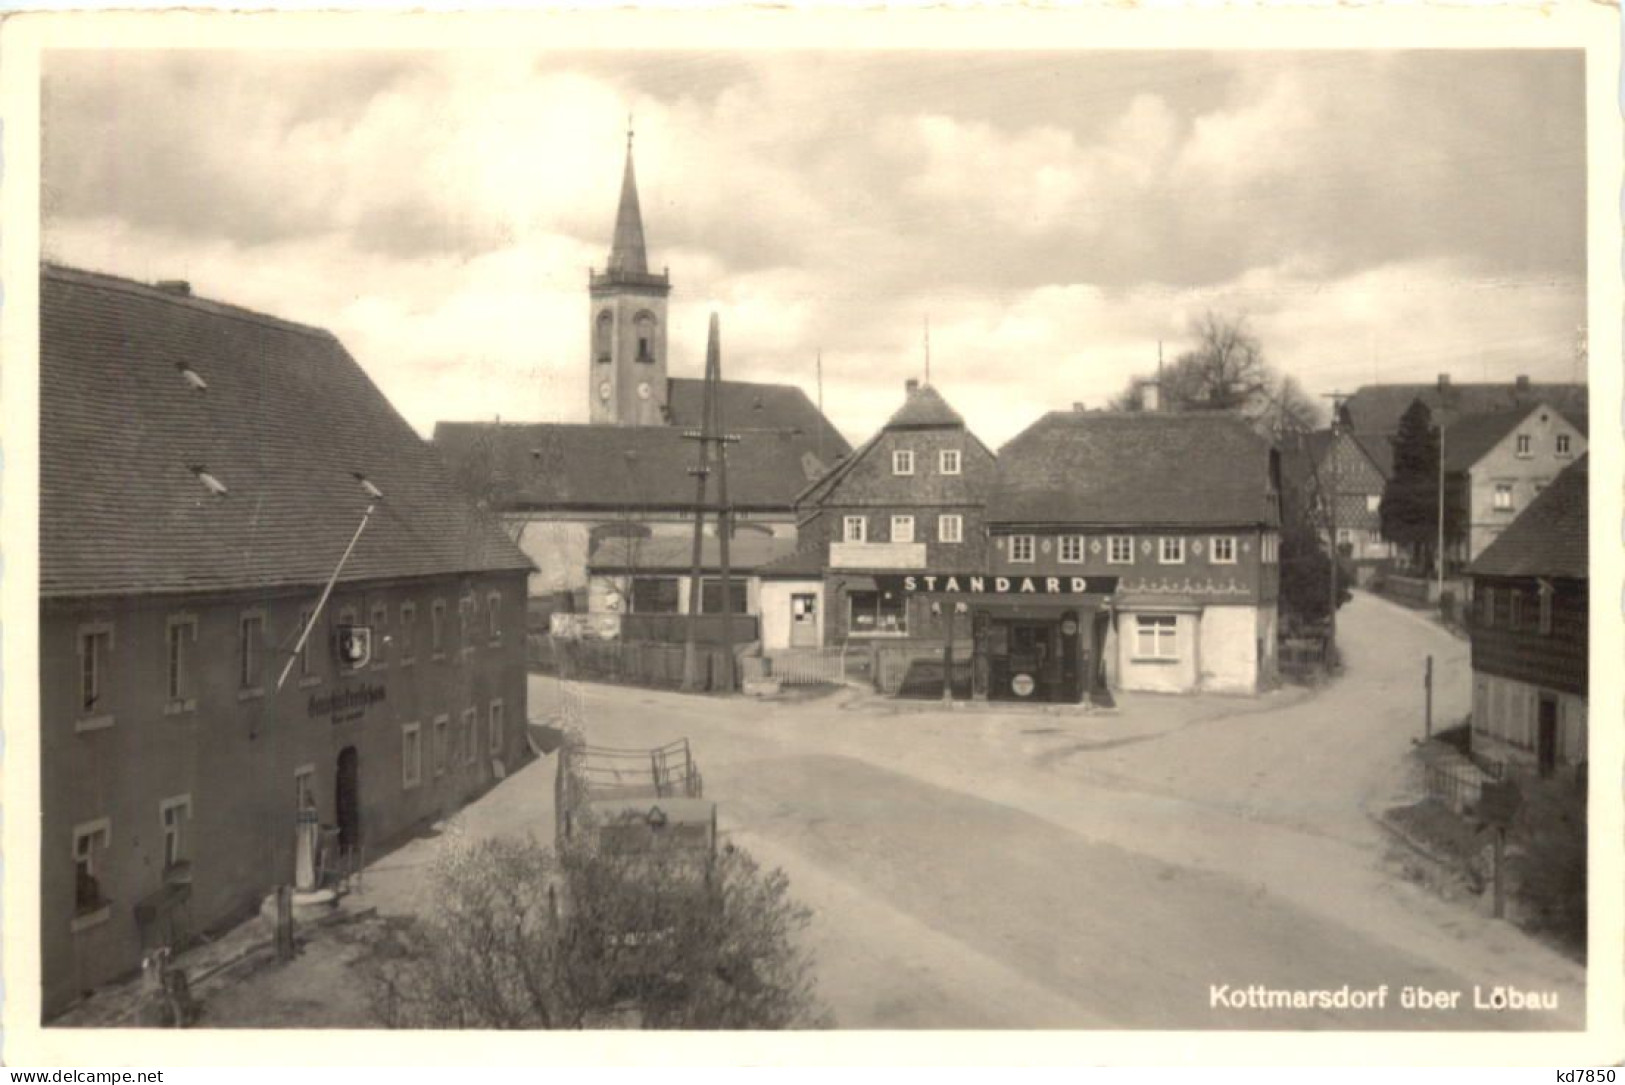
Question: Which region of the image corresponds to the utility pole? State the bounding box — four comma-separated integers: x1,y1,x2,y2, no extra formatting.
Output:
1321,391,1348,652
1435,376,1450,602
680,314,739,692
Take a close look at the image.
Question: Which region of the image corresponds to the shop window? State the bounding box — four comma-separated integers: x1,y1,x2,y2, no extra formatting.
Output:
631,577,681,614
1108,536,1134,565
433,716,450,776
159,795,192,873
1494,483,1514,511
939,448,961,475
891,515,915,543
1059,536,1083,564
848,590,906,636
1134,615,1179,660
77,621,114,729
402,723,422,789
1211,536,1237,564
1159,537,1185,564
489,700,506,756
892,450,914,476
164,614,198,713
843,516,866,543
72,819,112,926
1009,535,1035,563
699,579,748,615
939,515,963,544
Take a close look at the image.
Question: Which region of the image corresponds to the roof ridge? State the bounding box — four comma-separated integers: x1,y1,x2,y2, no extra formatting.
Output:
43,262,336,342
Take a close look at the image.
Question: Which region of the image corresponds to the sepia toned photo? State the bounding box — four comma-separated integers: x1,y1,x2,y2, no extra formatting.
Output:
4,7,1620,1064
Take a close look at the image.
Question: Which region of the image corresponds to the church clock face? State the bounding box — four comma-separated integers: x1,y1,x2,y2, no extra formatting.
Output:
637,381,652,400
598,380,612,403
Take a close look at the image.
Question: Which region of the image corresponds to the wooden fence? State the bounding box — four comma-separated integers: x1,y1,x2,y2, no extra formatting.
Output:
529,634,739,692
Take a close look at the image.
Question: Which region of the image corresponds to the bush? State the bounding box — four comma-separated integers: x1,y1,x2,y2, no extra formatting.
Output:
365,832,826,1029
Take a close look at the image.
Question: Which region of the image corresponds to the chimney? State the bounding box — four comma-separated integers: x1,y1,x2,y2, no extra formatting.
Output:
1141,379,1161,413
1073,402,1087,413
905,378,919,394
155,280,192,297
1515,374,1531,396
1436,373,1451,391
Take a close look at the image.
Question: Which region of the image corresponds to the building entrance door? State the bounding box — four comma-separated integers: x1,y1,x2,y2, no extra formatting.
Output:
1537,695,1558,778
335,746,361,851
790,593,819,648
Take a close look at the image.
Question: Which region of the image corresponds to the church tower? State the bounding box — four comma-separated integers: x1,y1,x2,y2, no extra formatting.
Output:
589,128,671,426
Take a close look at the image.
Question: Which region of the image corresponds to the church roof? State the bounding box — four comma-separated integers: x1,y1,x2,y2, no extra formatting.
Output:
1470,454,1588,580
665,377,849,457
433,414,836,514
41,264,532,599
607,141,649,276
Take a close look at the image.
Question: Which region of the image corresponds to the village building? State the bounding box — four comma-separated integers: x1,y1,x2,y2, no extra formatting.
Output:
1466,454,1588,781
783,380,997,663
39,265,533,1017
433,136,848,610
1441,402,1587,565
1278,428,1396,570
985,410,1282,698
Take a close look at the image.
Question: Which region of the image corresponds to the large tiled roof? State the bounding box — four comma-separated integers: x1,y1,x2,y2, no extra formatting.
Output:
587,533,797,573
41,265,532,599
433,419,833,512
1340,381,1587,477
665,377,849,459
1441,407,1531,473
1470,454,1588,579
885,383,964,429
986,411,1278,527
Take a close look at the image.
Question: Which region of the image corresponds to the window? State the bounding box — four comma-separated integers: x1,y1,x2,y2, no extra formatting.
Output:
1366,494,1381,513
699,579,748,615
294,608,319,684
1494,483,1514,511
431,600,447,657
399,602,417,665
891,515,915,544
1515,434,1531,458
634,311,657,364
433,716,450,776
370,603,389,667
843,516,867,543
239,611,265,691
165,614,197,711
459,595,475,654
489,701,505,755
631,577,681,614
487,592,502,643
939,449,961,475
1509,590,1524,630
159,795,191,872
892,450,914,476
72,819,112,924
1159,537,1185,564
1134,615,1179,660
1263,534,1279,564
1108,536,1134,565
402,724,422,789
295,765,317,814
848,590,907,635
1538,581,1553,635
462,708,478,766
77,622,113,728
1059,536,1084,564
1335,528,1354,547
1556,433,1573,457
939,514,963,544
594,310,613,365
1009,535,1035,563
1211,537,1237,564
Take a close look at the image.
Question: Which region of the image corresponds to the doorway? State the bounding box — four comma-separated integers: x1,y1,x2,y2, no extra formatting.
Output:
790,593,819,648
1537,695,1558,778
335,746,361,851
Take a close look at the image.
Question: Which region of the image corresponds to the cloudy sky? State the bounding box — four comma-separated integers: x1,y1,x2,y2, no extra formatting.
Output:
42,49,1586,447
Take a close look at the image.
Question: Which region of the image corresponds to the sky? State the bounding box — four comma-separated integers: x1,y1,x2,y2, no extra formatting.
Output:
41,49,1587,448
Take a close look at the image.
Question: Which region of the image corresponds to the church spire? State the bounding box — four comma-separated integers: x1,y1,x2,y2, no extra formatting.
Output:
607,118,650,275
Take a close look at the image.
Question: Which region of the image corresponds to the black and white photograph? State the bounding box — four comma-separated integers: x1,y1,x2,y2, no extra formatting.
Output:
3,4,1620,1065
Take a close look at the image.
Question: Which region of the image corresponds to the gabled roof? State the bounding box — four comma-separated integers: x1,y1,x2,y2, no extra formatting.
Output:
986,411,1277,528
433,419,831,512
1441,406,1533,472
665,377,849,459
587,533,797,573
1470,454,1587,579
41,264,531,599
886,383,964,429
1340,381,1588,438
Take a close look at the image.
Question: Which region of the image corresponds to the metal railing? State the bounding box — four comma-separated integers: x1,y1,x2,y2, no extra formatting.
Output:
766,645,853,686
1423,755,1504,814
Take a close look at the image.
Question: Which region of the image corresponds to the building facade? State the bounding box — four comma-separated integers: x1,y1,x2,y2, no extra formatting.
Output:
1467,455,1588,781
1444,402,1587,565
40,266,532,1017
987,411,1281,698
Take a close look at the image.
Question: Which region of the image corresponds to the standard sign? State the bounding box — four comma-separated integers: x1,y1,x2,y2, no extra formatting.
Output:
876,574,1118,596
